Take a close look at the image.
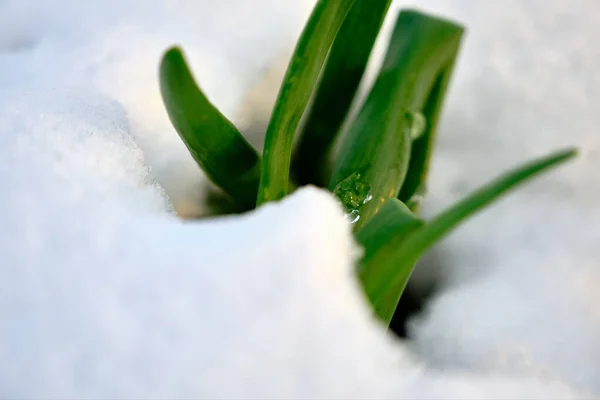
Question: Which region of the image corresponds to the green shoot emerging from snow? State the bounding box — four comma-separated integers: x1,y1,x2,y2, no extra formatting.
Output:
158,2,577,326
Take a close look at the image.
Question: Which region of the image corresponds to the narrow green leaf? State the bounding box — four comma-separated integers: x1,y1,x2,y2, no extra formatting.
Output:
292,0,392,187
356,198,423,264
355,198,423,322
256,0,356,205
362,148,577,323
160,47,261,209
329,10,464,230
398,47,460,210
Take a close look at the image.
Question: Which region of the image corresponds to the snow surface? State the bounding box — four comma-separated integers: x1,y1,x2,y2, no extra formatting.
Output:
0,0,598,398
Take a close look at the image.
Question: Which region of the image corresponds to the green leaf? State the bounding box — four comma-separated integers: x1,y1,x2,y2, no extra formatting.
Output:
292,0,392,187
329,10,464,230
397,40,461,210
256,0,356,205
361,148,577,324
356,199,423,264
355,198,423,321
159,47,261,210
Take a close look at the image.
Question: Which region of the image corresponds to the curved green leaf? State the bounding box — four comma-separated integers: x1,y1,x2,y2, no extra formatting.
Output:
356,198,423,266
256,0,355,205
397,43,460,210
160,47,261,209
355,198,423,323
292,0,392,187
362,148,577,323
329,10,464,230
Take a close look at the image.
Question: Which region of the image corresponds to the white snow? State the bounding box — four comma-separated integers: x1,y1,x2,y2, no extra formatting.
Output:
0,0,598,398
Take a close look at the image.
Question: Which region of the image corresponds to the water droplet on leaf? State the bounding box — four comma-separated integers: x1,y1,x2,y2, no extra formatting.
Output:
345,209,361,224
405,111,427,140
333,172,373,224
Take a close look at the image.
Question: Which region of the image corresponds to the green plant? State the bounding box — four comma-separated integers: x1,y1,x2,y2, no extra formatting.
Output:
159,2,576,326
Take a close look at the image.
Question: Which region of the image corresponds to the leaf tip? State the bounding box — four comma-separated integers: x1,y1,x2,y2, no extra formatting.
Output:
540,147,578,169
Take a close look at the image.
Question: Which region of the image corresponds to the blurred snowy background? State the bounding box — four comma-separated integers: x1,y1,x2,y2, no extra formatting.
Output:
0,0,598,398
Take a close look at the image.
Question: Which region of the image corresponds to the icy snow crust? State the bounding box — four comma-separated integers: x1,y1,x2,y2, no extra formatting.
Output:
0,0,598,398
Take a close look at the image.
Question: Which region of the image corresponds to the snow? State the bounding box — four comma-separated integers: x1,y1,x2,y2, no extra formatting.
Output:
0,0,598,398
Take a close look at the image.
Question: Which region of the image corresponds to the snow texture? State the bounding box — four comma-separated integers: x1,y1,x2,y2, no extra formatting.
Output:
0,0,598,398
